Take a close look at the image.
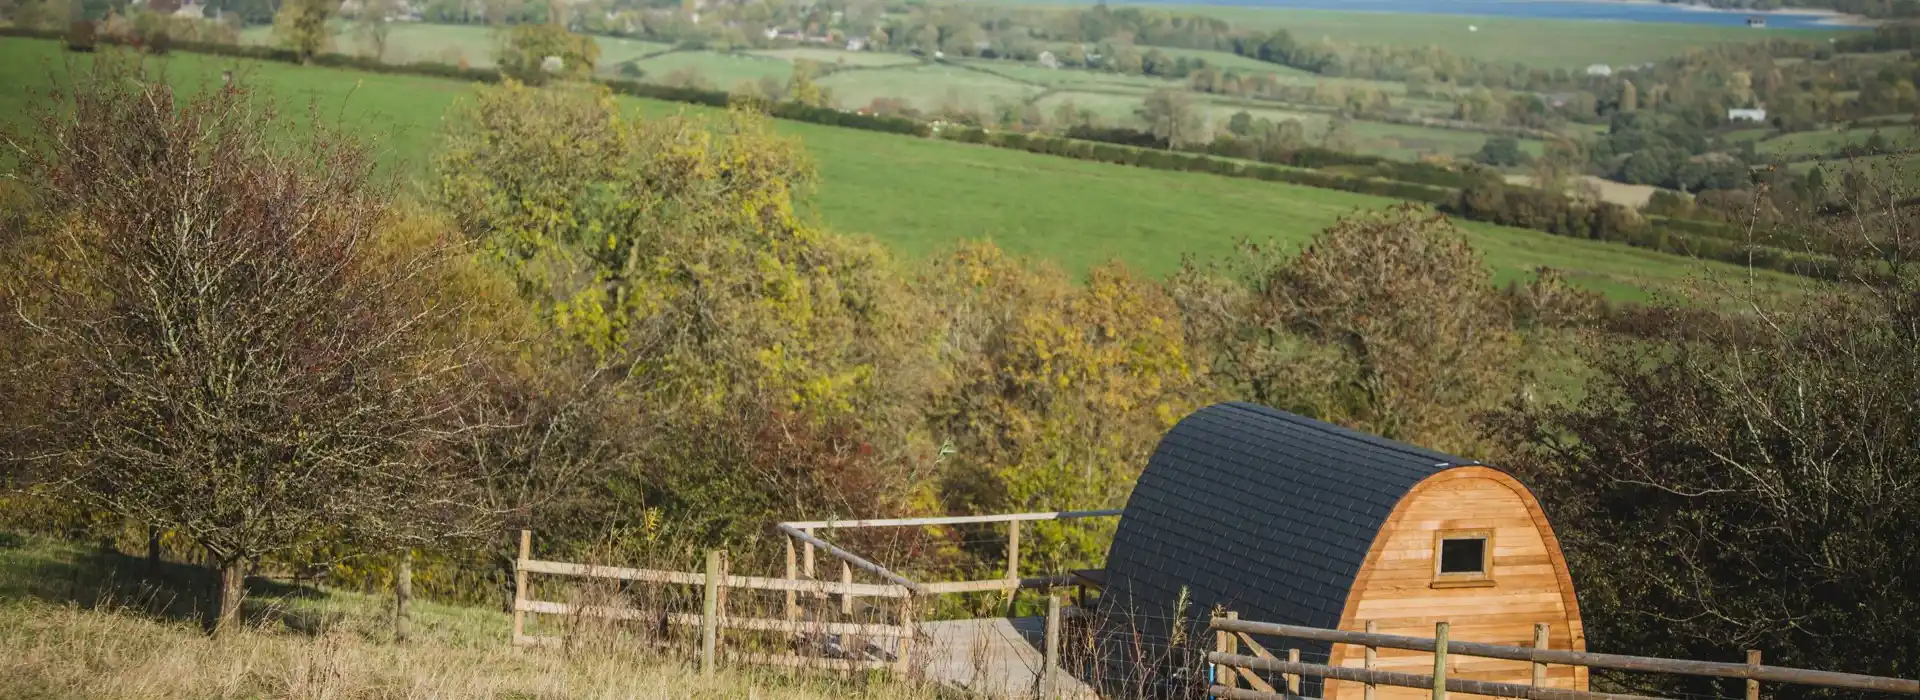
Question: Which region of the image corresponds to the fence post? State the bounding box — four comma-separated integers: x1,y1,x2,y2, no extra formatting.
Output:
1217,611,1240,689
785,535,798,622
1004,520,1021,617
894,593,916,677
1748,650,1763,700
702,550,721,676
803,527,817,599
1365,620,1378,700
1042,594,1061,700
511,529,530,644
1533,623,1550,687
1288,648,1302,695
840,561,855,615
1433,621,1450,700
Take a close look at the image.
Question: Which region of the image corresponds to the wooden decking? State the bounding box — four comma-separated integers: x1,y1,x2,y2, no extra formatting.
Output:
920,617,1097,699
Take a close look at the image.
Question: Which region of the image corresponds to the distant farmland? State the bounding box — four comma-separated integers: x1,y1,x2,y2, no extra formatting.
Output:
0,37,1806,300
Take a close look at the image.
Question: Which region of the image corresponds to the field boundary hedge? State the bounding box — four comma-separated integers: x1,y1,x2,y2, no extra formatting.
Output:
0,29,1829,280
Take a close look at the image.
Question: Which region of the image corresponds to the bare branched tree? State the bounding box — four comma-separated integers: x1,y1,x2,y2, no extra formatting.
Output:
1495,166,1920,691
1,58,487,634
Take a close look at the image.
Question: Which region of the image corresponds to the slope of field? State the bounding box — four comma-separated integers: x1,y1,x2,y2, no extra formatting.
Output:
631,50,794,87
1085,6,1847,69
749,47,921,67
238,22,672,71
0,38,1804,300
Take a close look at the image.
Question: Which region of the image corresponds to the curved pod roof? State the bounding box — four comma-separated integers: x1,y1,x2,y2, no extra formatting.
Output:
1099,402,1583,692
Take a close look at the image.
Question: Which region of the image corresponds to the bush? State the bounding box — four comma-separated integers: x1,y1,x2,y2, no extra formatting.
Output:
66,21,96,52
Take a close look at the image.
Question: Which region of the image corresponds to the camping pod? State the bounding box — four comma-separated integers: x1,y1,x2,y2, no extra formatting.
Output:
1098,402,1586,699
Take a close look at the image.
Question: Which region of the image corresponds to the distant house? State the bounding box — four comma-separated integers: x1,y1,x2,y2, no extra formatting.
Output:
1746,15,1768,28
845,37,867,51
1585,64,1613,77
1728,107,1769,122
1037,50,1059,69
764,27,780,40
173,0,205,18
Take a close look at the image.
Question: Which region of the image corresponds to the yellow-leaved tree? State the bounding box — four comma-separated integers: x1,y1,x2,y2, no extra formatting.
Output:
435,81,939,554
922,242,1204,577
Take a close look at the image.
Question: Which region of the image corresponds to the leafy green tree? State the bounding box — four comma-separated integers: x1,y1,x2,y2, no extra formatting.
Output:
273,0,336,63
788,59,830,107
1135,88,1198,148
1474,135,1527,168
1226,110,1254,138
497,23,598,85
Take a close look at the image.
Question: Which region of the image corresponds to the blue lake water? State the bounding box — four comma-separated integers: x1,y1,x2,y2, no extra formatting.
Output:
1117,0,1860,30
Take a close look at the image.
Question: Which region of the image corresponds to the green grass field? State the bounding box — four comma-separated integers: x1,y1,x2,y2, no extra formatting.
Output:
631,50,795,88
818,62,1045,111
0,37,1804,300
238,22,672,72
1757,123,1920,158
1039,5,1847,70
748,47,922,67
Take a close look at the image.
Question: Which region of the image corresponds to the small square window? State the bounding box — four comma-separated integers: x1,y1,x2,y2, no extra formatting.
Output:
1431,529,1496,589
1439,538,1486,574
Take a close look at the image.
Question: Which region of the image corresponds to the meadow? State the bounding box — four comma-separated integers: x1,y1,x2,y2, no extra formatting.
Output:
0,37,1803,300
238,21,672,71
1027,4,1848,70
0,533,934,700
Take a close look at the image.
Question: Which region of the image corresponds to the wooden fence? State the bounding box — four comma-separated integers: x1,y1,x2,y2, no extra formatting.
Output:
510,530,914,674
1206,616,1920,700
510,512,1116,678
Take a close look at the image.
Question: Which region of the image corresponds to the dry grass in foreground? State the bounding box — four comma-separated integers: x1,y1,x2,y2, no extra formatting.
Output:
0,599,950,700
0,534,947,700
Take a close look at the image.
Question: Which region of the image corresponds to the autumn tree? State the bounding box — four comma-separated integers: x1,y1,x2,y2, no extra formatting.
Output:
435,82,939,552
273,0,336,63
1175,205,1519,454
0,60,484,633
923,244,1202,571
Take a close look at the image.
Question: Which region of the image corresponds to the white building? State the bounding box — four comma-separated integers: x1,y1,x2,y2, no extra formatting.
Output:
1727,107,1768,122
1585,64,1613,77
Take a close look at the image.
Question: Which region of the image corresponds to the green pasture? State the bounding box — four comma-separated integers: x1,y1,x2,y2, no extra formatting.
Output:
0,37,1806,300
817,63,1044,111
1757,123,1920,158
1026,5,1846,70
748,47,921,67
238,22,671,71
632,50,793,88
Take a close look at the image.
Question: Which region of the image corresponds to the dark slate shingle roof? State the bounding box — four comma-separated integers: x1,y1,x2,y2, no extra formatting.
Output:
1097,402,1476,683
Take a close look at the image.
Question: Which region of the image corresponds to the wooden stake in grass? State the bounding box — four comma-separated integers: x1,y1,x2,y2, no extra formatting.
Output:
703,550,721,676
395,549,413,644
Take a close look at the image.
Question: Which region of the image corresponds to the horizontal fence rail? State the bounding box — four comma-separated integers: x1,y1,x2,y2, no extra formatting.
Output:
520,558,909,597
1211,618,1920,696
779,509,1122,530
1206,651,1666,700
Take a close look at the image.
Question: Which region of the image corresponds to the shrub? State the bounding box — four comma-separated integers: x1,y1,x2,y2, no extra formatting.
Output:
66,21,96,52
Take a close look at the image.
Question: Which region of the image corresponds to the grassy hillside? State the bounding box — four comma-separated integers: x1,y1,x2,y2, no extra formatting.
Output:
0,533,929,700
1026,4,1848,69
238,22,674,72
0,38,1803,300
